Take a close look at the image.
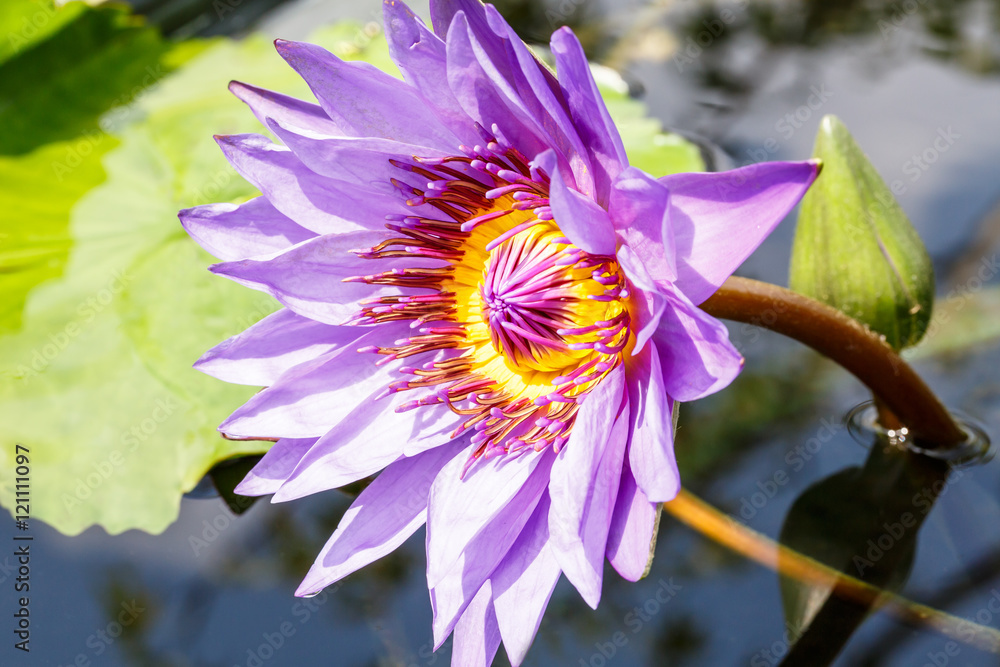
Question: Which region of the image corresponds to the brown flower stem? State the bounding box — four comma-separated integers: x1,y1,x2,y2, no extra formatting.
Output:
699,276,965,448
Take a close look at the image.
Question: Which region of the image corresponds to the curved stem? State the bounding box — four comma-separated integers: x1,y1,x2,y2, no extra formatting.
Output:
700,276,965,448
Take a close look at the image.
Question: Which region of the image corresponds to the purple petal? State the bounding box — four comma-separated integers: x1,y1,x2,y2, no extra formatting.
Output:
450,582,501,667
625,341,680,502
179,197,315,262
662,160,820,305
272,389,460,502
482,5,595,197
228,80,343,136
548,365,628,608
195,308,362,386
550,27,627,205
427,448,554,646
215,133,419,234
209,231,442,326
382,0,479,145
610,167,676,286
615,245,666,356
295,444,459,596
606,450,660,581
234,438,317,497
492,494,561,667
653,284,743,403
445,13,549,161
274,39,460,149
432,0,508,76
427,448,553,588
218,323,409,439
547,155,616,256
266,121,446,194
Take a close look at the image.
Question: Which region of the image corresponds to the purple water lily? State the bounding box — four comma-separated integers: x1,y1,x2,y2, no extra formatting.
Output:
180,0,818,663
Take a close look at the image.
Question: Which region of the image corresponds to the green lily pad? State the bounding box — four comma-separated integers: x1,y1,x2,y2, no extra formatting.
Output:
0,139,114,335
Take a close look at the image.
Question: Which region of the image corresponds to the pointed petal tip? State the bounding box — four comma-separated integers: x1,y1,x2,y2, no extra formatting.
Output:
232,477,258,497
551,25,575,41
580,586,601,610
293,581,320,598
206,261,229,275
212,134,240,150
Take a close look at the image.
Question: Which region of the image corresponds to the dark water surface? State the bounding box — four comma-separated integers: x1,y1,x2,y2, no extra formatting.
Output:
3,0,1000,665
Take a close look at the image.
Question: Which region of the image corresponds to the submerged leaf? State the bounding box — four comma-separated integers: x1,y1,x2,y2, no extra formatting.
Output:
790,115,934,350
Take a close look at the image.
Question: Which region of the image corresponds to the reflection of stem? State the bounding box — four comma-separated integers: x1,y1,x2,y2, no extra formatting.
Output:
700,277,965,448
662,490,1000,653
856,546,1000,663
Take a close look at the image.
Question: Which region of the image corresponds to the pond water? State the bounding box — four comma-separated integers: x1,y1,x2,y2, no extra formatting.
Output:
3,0,1000,665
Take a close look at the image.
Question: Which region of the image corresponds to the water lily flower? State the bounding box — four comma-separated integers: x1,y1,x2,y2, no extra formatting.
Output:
180,0,818,663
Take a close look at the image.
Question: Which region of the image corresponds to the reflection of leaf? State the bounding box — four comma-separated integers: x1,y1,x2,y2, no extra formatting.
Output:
593,65,705,176
906,287,1000,360
777,444,950,661
0,2,180,156
0,18,706,536
208,455,262,515
778,467,916,637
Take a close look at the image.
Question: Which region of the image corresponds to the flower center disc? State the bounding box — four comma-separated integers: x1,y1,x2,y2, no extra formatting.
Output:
354,134,634,458
447,211,630,405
